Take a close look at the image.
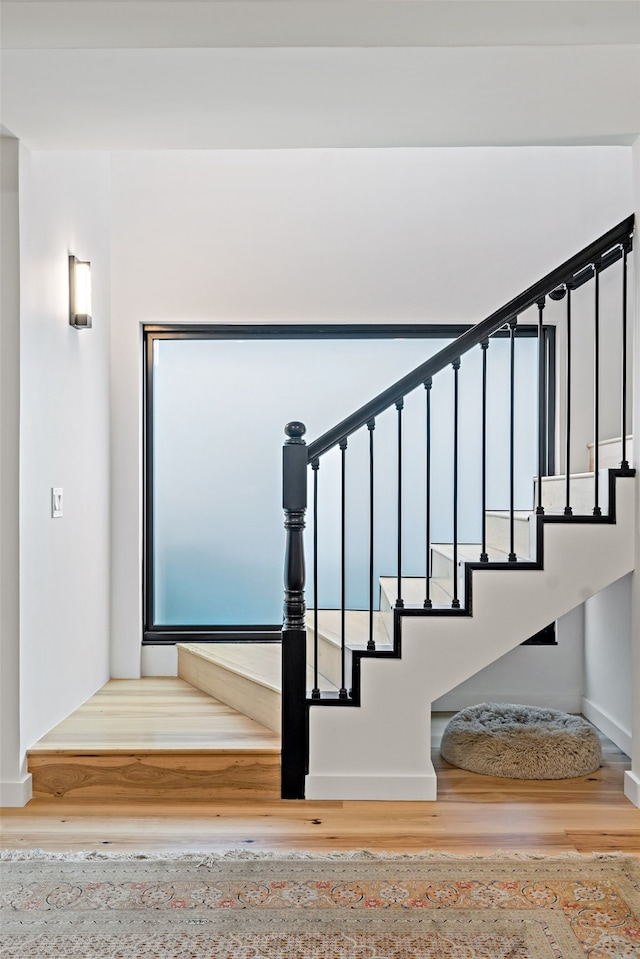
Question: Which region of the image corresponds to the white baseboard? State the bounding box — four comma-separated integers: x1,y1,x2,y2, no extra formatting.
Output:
305,773,437,801
0,774,32,807
433,691,582,713
581,698,631,757
624,770,640,808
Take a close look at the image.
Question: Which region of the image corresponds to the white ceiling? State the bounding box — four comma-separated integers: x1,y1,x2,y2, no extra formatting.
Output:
2,1,639,149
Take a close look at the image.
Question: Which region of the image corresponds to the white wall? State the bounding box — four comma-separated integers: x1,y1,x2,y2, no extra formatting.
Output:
110,146,632,677
434,605,584,714
18,148,112,751
583,574,632,755
625,135,640,808
111,148,631,325
0,137,31,805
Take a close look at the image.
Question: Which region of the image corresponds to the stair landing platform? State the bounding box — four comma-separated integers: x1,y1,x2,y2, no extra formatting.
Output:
27,677,280,802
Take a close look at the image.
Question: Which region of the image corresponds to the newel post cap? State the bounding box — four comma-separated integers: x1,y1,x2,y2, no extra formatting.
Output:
284,422,306,444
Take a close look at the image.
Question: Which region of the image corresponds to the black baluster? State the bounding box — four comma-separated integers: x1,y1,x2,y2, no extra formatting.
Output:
367,420,376,650
564,286,573,516
424,379,433,607
593,263,602,516
480,341,489,563
311,459,320,699
395,399,404,609
281,421,308,799
536,299,546,516
339,437,348,700
621,242,630,470
508,318,517,562
452,360,461,609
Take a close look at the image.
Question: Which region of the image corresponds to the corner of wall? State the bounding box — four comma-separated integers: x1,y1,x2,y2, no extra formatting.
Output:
0,135,24,797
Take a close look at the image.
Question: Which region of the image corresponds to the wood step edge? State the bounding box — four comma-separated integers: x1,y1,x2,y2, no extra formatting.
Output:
28,745,281,757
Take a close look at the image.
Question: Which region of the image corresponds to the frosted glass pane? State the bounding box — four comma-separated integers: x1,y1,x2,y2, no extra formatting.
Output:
152,334,538,625
153,337,451,625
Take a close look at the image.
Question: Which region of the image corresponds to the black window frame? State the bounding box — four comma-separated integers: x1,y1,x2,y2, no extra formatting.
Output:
143,323,556,645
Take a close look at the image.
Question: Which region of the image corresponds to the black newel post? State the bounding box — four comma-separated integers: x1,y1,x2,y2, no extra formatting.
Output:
281,421,308,800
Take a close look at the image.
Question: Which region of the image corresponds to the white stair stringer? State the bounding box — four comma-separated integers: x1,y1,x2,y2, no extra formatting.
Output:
305,473,635,801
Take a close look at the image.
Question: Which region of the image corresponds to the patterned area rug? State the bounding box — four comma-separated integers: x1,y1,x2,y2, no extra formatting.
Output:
1,850,639,958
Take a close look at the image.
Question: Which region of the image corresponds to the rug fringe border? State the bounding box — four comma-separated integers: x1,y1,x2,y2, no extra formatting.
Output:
0,848,635,864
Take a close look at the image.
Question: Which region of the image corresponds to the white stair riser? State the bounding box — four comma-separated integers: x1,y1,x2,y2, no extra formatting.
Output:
379,576,456,613
587,436,633,471
485,514,533,559
379,584,394,641
306,628,352,690
534,470,610,514
430,548,465,597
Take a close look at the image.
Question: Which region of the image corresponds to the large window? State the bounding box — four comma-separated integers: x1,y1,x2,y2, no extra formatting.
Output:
144,325,554,643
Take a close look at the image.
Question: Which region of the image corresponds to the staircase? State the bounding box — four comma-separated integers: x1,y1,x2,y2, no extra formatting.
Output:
305,466,635,799
176,216,636,802
175,451,635,799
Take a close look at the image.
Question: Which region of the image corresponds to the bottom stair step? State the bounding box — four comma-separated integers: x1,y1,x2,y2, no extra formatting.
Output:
178,642,284,733
27,678,281,802
178,642,336,732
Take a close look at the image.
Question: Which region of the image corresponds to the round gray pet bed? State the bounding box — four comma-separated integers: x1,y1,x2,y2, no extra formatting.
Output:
440,702,602,780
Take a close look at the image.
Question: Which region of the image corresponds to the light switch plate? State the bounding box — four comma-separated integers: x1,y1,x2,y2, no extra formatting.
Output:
51,487,63,518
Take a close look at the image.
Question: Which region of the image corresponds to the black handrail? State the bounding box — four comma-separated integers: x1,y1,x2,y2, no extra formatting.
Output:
307,215,634,463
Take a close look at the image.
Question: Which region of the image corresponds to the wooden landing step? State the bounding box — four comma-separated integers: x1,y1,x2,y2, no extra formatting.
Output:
27,678,280,802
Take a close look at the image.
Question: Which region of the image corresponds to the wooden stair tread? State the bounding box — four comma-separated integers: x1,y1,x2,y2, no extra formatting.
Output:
28,678,280,755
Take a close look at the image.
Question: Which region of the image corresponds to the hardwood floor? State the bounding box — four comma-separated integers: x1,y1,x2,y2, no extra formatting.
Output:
2,680,638,855
1,786,638,855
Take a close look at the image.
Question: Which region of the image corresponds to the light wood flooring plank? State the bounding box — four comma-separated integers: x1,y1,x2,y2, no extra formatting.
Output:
2,789,638,854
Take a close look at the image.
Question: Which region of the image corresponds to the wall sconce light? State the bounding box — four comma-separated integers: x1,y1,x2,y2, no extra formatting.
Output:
69,255,92,329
